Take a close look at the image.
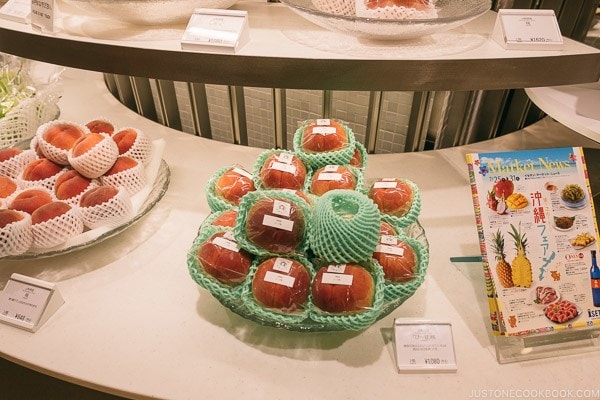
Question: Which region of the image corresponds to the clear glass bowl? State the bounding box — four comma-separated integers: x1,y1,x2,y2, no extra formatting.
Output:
59,0,239,25
280,0,491,40
2,159,171,260
188,219,429,332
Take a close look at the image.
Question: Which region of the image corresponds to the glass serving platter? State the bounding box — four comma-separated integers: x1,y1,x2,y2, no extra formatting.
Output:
189,219,429,332
2,145,171,260
279,0,491,40
59,0,239,25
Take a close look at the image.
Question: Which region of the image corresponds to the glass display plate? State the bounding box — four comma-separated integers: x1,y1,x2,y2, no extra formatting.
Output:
59,0,239,25
190,219,429,332
2,159,170,260
279,0,491,40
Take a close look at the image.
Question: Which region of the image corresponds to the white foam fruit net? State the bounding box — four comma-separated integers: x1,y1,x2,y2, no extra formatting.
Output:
312,0,355,16
100,162,147,195
59,178,101,207
17,168,66,191
355,1,438,19
0,91,60,149
0,149,37,179
31,206,85,249
120,127,154,165
6,186,56,208
312,0,438,19
36,120,90,165
68,134,119,178
0,213,33,257
78,187,133,229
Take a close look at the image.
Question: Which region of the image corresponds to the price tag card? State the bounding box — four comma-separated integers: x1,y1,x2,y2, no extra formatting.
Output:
0,273,64,332
492,9,563,50
394,319,457,373
30,0,56,33
181,8,249,54
0,0,31,24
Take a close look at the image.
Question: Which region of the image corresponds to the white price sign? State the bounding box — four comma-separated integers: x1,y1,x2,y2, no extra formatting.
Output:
30,0,56,33
0,273,64,332
492,9,563,50
181,9,249,54
394,319,457,373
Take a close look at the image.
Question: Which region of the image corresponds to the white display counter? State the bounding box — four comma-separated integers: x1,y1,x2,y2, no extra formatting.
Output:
1,67,600,400
526,83,600,143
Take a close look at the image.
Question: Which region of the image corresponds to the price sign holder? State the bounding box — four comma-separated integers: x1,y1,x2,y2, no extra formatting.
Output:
492,9,563,51
30,0,56,33
181,8,249,54
0,273,64,332
0,0,31,24
393,319,457,373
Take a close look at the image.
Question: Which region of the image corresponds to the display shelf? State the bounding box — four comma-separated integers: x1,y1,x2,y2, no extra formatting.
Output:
526,83,600,144
0,1,599,90
2,67,600,400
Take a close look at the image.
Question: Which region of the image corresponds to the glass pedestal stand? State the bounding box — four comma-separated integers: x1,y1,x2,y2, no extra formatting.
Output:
450,256,600,364
495,327,600,364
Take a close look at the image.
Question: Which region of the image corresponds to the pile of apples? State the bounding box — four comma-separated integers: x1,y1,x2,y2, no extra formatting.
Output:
189,119,424,329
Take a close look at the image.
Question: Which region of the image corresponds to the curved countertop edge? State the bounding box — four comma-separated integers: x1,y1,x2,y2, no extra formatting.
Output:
526,84,600,144
1,67,600,400
0,5,599,90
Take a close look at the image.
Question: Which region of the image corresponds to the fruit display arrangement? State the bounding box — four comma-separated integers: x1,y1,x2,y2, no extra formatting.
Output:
0,118,161,258
188,119,429,331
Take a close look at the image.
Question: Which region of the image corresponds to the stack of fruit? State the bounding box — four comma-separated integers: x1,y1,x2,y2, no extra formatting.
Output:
188,119,429,331
0,118,154,257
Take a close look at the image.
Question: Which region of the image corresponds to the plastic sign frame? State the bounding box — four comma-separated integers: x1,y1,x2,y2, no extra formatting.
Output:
181,8,250,54
0,0,31,24
492,9,563,51
0,273,64,332
394,318,458,373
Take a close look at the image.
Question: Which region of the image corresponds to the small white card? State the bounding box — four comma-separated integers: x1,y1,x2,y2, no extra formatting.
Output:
394,319,457,373
264,271,295,288
181,9,249,54
0,0,31,23
0,273,64,332
321,272,353,286
30,0,56,33
492,9,563,50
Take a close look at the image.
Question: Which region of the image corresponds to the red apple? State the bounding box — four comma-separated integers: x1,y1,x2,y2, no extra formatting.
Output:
311,263,375,313
211,209,238,228
368,178,414,217
301,119,348,153
214,167,255,206
349,147,363,168
252,257,311,311
245,196,306,254
310,165,356,196
373,237,417,282
197,231,252,285
259,152,307,190
379,221,397,236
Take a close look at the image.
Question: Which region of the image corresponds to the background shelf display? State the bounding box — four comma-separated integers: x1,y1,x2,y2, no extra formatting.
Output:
1,1,600,398
0,2,598,91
